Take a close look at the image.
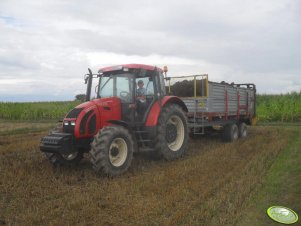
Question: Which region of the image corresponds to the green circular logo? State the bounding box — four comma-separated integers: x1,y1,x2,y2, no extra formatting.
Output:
267,206,298,224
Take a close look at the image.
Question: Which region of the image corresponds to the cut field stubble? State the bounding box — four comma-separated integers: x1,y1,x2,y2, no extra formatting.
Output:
0,126,292,225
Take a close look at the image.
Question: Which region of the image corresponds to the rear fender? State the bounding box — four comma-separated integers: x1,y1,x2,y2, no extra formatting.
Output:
145,96,188,126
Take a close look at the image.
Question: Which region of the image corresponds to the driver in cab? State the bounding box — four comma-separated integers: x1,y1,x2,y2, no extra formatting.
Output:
136,80,146,102
135,79,148,118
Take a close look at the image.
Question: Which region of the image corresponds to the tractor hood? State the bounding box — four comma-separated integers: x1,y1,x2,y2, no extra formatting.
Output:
63,97,121,138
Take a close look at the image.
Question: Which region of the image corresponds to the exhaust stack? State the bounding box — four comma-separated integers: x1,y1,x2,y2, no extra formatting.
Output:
85,68,93,101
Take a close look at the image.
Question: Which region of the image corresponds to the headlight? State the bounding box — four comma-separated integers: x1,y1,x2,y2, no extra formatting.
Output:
64,121,76,126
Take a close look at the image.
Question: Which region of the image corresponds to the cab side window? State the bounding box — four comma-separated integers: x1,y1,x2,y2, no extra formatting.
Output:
116,76,133,103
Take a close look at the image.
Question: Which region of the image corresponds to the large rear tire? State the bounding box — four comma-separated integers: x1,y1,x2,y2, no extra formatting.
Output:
90,126,134,177
155,104,188,160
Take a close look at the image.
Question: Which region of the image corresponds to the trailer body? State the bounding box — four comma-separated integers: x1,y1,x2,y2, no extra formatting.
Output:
166,75,256,134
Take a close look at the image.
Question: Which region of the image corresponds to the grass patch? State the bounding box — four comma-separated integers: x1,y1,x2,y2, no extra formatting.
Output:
237,127,301,226
0,121,56,136
0,127,51,136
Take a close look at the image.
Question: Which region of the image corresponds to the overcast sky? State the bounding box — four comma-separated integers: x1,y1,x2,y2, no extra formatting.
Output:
0,0,300,102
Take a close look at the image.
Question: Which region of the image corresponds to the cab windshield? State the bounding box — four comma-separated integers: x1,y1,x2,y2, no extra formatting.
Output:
98,73,134,103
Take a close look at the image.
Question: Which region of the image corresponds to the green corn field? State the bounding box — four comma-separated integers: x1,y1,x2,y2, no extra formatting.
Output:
0,101,80,120
256,92,301,122
0,93,301,122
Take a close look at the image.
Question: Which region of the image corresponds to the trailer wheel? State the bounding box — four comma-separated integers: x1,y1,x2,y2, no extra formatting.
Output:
223,123,239,142
90,126,134,177
238,122,247,138
155,104,188,160
45,151,83,166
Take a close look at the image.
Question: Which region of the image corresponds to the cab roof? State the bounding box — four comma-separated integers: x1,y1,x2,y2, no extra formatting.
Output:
98,64,163,73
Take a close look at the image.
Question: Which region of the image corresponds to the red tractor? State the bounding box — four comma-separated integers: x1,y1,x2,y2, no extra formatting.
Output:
40,64,189,176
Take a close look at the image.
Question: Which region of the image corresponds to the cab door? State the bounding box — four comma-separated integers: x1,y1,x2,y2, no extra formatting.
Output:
115,76,135,123
134,76,157,122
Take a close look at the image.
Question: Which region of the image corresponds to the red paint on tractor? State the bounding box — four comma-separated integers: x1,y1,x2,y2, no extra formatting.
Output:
99,64,163,73
145,101,161,126
98,64,163,73
70,97,121,139
97,97,121,128
145,96,187,126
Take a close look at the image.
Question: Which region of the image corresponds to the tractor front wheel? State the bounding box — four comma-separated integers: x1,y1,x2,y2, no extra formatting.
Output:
155,104,188,160
45,151,83,166
90,126,134,177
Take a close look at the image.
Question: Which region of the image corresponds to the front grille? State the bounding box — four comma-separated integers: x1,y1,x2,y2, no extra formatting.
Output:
63,124,74,134
42,136,61,145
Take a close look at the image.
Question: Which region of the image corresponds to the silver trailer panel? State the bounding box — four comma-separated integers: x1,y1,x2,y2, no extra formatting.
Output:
181,82,255,117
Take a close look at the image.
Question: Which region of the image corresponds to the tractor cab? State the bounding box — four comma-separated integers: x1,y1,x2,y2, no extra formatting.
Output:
95,64,166,123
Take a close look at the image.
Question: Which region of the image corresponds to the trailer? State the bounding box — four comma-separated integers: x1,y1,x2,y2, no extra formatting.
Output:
166,74,256,141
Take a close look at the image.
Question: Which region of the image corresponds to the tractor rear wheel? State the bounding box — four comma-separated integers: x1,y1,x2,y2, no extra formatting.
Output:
45,151,83,166
90,126,134,177
223,123,239,142
155,104,188,160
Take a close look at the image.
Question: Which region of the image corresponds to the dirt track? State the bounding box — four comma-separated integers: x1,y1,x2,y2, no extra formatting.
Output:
0,125,291,225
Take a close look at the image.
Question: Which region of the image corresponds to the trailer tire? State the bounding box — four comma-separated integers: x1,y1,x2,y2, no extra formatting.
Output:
90,126,134,177
238,122,247,138
155,104,188,160
223,123,239,142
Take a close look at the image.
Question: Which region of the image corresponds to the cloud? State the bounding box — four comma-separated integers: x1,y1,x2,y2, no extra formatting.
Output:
0,0,300,101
